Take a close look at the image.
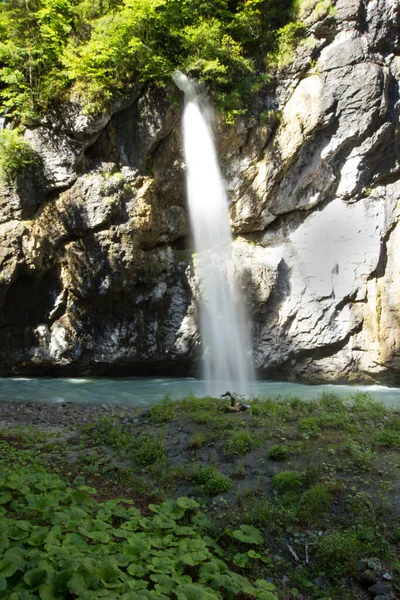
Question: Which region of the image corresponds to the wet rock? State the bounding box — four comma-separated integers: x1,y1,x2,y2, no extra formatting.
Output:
358,569,377,587
368,582,392,597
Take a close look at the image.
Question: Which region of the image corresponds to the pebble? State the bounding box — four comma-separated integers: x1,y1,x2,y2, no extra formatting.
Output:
314,575,327,588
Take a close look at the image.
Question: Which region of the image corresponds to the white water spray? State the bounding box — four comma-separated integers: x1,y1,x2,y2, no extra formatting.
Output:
173,71,254,396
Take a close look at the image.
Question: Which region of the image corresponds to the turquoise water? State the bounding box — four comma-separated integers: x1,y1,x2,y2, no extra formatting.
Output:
0,377,400,407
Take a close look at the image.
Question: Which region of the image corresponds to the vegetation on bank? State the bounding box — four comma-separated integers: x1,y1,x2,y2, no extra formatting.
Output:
0,392,399,599
0,0,319,124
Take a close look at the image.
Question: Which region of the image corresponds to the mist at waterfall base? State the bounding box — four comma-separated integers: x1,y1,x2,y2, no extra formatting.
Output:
174,71,254,397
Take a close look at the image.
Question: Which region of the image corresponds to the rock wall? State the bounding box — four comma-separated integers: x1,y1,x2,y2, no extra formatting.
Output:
0,0,399,384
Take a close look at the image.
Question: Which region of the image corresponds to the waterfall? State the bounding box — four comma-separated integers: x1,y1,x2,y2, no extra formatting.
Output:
173,71,254,397
0,108,8,133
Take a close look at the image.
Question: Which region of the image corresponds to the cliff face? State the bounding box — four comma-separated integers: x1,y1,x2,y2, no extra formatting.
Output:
0,0,399,384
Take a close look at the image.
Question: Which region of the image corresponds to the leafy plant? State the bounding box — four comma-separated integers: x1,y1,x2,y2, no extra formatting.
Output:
299,484,333,523
225,431,261,456
0,0,302,122
267,444,289,461
316,530,362,576
271,471,302,492
149,397,176,423
0,130,38,184
298,416,321,438
0,471,277,599
196,467,232,496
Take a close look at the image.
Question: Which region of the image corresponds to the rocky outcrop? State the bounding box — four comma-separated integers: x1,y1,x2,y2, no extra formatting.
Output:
0,0,399,384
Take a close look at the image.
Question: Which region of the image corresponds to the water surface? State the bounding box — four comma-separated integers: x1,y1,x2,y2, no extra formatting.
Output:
0,377,400,408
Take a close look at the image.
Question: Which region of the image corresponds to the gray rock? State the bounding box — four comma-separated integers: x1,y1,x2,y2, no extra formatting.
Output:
368,582,392,597
0,0,400,384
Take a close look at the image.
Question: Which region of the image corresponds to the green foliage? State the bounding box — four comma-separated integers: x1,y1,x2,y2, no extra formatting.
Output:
299,484,333,523
373,429,400,449
196,467,232,496
267,444,289,461
267,20,306,69
225,431,261,456
271,471,302,492
135,434,167,466
298,416,321,438
344,441,377,471
231,525,264,546
316,530,362,576
0,130,37,184
149,398,176,423
0,471,277,599
0,0,301,122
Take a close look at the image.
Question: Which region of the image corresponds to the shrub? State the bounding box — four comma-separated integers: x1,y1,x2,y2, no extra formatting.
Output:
0,130,37,184
196,466,232,496
149,397,176,423
373,429,400,449
299,484,333,523
271,471,302,492
135,435,167,466
298,416,321,438
225,431,261,456
316,531,362,576
268,444,289,461
344,441,377,471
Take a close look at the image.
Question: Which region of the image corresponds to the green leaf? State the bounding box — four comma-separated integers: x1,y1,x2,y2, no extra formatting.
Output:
233,552,249,567
255,579,276,591
126,578,149,590
67,572,89,594
54,569,75,593
0,558,19,578
232,525,264,545
0,577,7,590
127,563,149,577
0,491,11,504
63,533,87,548
38,582,63,600
176,498,199,510
23,568,48,590
87,531,111,543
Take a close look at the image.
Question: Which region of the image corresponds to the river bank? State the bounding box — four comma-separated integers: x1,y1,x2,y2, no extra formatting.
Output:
0,392,399,599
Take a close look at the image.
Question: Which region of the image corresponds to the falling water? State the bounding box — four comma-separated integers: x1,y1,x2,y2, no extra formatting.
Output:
0,108,8,132
173,71,254,397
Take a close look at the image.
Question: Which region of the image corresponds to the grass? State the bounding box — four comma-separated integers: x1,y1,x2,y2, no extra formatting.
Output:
0,392,400,599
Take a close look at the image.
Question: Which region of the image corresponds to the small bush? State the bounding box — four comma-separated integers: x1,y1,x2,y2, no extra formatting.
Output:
271,471,302,492
225,431,260,456
299,484,333,523
373,429,400,449
268,444,289,461
316,531,362,576
351,393,386,420
319,391,346,412
149,397,176,423
0,129,37,184
298,416,321,438
135,435,167,466
344,441,377,471
196,467,232,496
